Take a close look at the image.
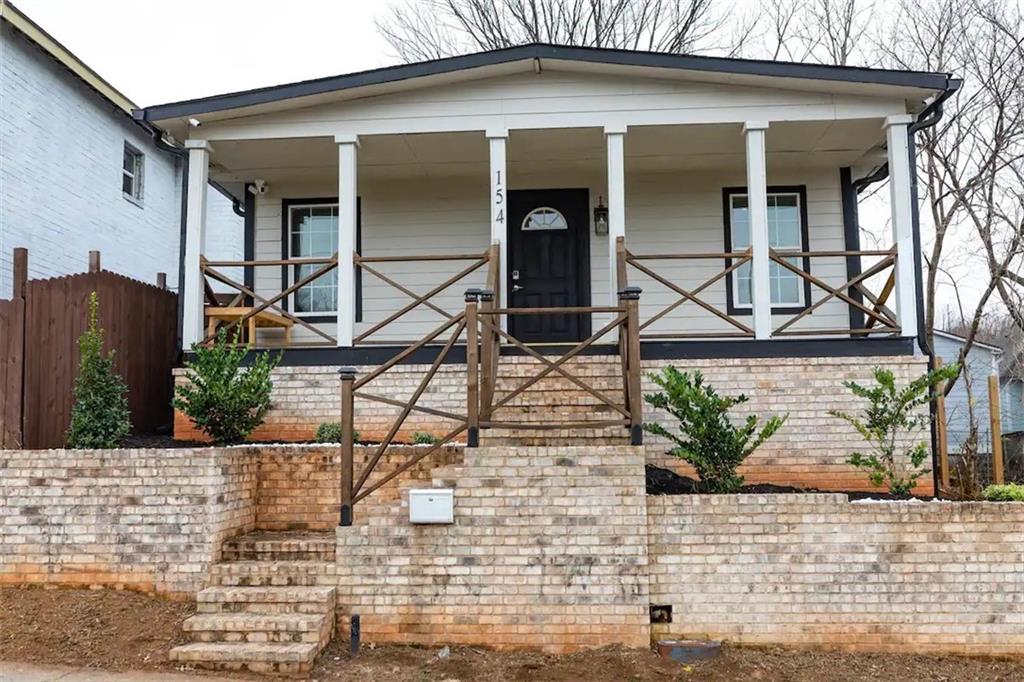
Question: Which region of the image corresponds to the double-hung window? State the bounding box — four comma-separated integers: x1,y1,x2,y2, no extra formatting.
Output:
725,188,808,312
288,203,338,316
122,142,144,204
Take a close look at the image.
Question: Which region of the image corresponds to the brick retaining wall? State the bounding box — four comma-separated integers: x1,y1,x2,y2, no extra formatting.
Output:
175,354,932,493
647,494,1024,657
0,447,257,597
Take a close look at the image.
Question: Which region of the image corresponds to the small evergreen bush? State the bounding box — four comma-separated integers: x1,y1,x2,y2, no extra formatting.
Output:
643,367,787,493
982,483,1024,501
412,431,438,445
314,421,359,444
173,329,280,445
830,364,959,495
66,292,131,449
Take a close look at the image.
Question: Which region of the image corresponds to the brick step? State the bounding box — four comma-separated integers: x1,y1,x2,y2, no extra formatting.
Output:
196,586,336,615
210,561,334,587
183,613,332,645
222,531,336,562
169,642,319,675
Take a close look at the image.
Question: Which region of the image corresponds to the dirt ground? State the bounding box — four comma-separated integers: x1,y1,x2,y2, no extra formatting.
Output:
2,587,1022,681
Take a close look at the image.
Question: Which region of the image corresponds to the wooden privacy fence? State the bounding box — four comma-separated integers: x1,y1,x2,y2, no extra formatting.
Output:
0,249,178,449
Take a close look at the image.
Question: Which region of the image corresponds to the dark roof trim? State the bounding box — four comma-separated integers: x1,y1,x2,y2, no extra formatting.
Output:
135,43,955,122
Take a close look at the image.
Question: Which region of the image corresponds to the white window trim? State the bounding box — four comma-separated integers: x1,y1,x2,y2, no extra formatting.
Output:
521,206,568,231
287,202,339,317
122,142,144,206
729,191,806,310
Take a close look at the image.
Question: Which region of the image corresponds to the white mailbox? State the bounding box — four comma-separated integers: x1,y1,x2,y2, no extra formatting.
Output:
408,488,454,524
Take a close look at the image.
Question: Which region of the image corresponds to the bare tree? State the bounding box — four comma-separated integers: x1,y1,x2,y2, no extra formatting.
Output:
377,0,734,62
747,0,875,65
875,0,1024,391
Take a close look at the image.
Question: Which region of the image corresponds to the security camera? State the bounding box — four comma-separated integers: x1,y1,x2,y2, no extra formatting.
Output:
249,179,268,195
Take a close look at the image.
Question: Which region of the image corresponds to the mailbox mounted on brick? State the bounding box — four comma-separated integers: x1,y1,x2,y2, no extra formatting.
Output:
408,489,454,524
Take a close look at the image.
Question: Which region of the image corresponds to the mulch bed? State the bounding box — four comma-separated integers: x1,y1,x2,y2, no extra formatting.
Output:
645,464,935,500
2,587,1021,681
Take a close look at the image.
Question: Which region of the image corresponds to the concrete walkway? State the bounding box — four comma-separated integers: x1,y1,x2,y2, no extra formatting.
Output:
0,662,247,682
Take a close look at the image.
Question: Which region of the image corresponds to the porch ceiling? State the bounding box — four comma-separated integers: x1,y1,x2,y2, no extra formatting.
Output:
207,119,886,185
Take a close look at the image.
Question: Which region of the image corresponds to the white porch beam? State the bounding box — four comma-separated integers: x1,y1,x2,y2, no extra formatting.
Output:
884,115,918,336
487,129,508,313
605,125,626,305
743,122,772,340
182,139,211,349
336,134,359,347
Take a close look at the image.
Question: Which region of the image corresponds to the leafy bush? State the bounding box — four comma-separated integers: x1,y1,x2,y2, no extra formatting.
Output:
643,367,787,493
830,364,959,495
412,431,438,445
982,483,1024,501
314,421,359,444
66,292,131,449
173,329,280,445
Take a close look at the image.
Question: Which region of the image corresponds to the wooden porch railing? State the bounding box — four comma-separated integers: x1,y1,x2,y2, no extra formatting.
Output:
768,247,900,337
353,245,498,345
337,283,644,524
616,236,901,339
199,254,339,347
617,236,755,339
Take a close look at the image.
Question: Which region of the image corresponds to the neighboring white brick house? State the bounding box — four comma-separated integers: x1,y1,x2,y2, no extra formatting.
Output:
0,5,241,299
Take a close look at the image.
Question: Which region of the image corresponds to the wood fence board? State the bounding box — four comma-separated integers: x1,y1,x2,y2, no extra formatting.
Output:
11,270,178,448
0,298,25,448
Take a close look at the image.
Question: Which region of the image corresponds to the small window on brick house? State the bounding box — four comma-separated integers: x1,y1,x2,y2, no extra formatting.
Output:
122,142,144,204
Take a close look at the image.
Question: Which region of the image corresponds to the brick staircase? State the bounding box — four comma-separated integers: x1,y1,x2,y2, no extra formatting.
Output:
170,531,336,675
482,354,632,445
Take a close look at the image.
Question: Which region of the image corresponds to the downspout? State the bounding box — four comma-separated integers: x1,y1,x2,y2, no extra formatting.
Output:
137,119,247,353
906,78,962,494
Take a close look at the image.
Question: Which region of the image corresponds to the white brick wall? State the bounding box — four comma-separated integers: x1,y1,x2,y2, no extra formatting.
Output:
0,22,241,298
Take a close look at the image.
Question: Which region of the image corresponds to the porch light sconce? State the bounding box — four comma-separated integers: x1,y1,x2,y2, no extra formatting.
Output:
593,196,609,236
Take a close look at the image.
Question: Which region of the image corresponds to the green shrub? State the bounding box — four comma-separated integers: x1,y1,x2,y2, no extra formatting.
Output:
643,367,787,493
982,483,1024,501
66,292,131,449
314,421,359,444
830,364,959,495
412,431,438,445
172,329,280,445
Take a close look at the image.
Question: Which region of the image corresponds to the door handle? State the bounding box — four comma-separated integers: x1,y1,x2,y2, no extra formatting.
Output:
512,284,524,293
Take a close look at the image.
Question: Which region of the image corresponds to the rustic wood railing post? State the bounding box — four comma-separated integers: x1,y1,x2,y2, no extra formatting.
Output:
88,250,101,273
619,286,643,445
615,236,628,290
338,366,357,526
156,272,167,289
478,288,496,422
465,289,481,447
989,374,1004,485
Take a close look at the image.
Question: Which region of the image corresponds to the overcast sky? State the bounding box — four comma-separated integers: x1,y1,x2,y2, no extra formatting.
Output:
15,0,396,107
12,0,988,317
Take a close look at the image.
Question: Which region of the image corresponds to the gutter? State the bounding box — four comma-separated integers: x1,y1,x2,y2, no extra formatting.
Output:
906,78,962,495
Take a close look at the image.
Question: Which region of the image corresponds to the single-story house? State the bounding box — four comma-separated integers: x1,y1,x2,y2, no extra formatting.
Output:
135,44,959,493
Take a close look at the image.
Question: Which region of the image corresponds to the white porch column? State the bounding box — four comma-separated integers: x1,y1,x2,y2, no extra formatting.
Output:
743,121,772,340
182,139,211,349
336,134,359,347
884,114,919,336
487,129,508,312
606,125,626,306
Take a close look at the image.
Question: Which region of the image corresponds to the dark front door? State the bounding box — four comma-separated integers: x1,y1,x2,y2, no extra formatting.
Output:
507,188,591,343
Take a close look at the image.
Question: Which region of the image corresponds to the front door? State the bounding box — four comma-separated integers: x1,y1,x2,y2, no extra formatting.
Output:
507,188,591,343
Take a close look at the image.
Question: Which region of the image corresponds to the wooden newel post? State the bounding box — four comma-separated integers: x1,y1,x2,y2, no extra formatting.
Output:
478,288,495,423
156,272,167,289
989,375,1004,485
339,366,357,526
88,250,101,273
465,288,481,447
619,286,643,445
